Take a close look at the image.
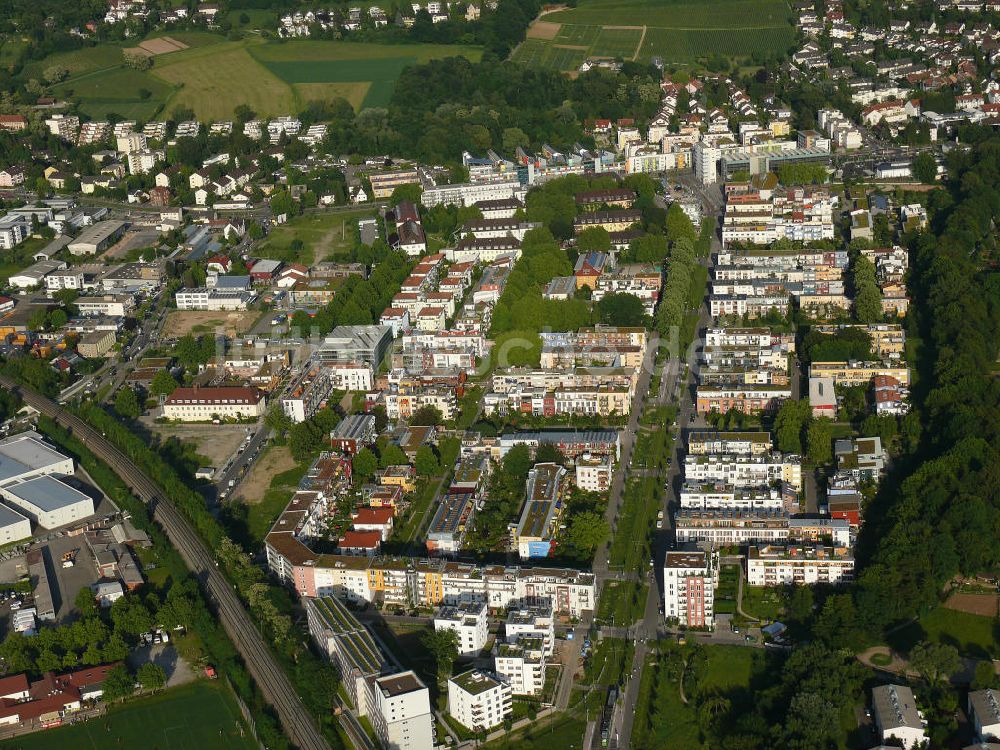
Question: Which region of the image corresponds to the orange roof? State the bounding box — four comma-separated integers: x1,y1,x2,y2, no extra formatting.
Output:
339,530,382,549
353,507,394,525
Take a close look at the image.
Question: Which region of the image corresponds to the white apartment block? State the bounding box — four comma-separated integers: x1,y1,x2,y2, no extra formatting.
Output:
448,670,512,732
684,453,802,492
679,483,786,511
435,601,489,656
746,544,855,586
505,605,555,657
494,640,545,695
674,509,790,547
366,671,435,750
421,180,526,208
575,453,613,492
175,287,256,311
663,550,717,628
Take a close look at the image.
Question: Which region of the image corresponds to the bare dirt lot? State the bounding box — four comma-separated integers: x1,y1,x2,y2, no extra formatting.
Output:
146,422,250,468
140,36,189,55
944,592,999,617
527,21,562,39
163,310,260,338
238,445,297,503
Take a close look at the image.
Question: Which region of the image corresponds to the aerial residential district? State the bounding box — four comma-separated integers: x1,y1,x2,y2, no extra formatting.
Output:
0,0,997,749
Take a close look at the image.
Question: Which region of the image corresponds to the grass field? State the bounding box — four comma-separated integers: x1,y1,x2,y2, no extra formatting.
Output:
888,606,998,658
26,36,482,122
5,681,257,750
258,209,377,265
515,0,794,70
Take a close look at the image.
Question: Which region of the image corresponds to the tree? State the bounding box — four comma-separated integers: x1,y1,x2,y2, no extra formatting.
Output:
379,444,408,468
596,292,647,327
150,369,178,398
410,405,443,425
43,65,68,84
973,660,999,690
774,399,810,454
502,127,529,154
806,418,833,465
568,511,608,553
912,152,937,184
576,227,611,254
101,665,135,702
75,587,98,618
415,445,439,477
137,662,166,692
48,309,67,330
422,628,459,680
352,448,378,483
113,387,140,419
910,641,960,685
27,308,47,332
390,184,422,206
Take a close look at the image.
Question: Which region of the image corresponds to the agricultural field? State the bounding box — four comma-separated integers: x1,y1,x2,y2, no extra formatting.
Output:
24,36,483,123
515,0,794,70
7,680,258,750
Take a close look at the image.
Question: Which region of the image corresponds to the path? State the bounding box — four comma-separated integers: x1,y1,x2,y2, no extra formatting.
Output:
633,26,647,61
857,647,982,685
735,563,759,622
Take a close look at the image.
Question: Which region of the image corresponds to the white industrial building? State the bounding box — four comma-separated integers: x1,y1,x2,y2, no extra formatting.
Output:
448,670,512,732
434,601,489,656
0,504,31,545
0,476,95,529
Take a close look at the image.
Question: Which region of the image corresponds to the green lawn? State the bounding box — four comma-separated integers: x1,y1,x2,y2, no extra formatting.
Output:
257,209,377,265
56,66,173,122
518,0,794,70
715,564,739,615
631,644,760,750
740,585,783,622
5,680,257,750
888,606,998,658
481,714,587,750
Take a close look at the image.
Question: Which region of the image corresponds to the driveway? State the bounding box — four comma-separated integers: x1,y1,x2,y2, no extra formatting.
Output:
126,643,196,687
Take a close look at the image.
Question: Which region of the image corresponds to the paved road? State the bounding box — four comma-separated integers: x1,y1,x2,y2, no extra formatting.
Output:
609,200,721,750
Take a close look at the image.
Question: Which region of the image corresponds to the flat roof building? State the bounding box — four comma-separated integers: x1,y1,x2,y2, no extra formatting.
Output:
367,671,434,750
511,463,567,560
67,220,127,256
306,595,385,711
448,670,512,732
0,476,94,529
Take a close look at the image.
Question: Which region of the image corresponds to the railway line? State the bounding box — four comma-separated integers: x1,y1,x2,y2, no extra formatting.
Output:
0,377,332,750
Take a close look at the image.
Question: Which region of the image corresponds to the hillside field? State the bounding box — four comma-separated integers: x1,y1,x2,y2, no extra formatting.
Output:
30,35,481,121
513,0,795,70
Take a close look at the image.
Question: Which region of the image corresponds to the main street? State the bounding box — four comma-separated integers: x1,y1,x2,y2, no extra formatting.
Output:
597,187,722,750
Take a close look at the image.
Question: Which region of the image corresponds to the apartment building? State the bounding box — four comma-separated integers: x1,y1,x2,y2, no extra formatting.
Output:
162,387,266,421
679,482,789,511
426,491,476,555
746,544,855,586
674,508,791,547
684,453,802,492
435,601,489,656
305,595,385,710
448,670,512,732
663,550,717,628
872,684,927,749
505,605,555,657
575,453,613,492
511,463,567,560
808,361,910,387
367,671,435,750
495,638,545,695
687,431,772,456
696,384,792,415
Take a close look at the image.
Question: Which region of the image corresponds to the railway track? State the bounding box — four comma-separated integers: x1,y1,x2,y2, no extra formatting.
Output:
2,377,332,750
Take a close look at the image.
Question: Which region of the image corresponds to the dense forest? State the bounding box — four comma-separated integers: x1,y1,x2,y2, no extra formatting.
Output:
322,55,663,163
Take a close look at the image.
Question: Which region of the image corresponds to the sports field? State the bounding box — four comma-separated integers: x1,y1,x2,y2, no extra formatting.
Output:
31,36,481,121
5,681,257,750
513,0,794,70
